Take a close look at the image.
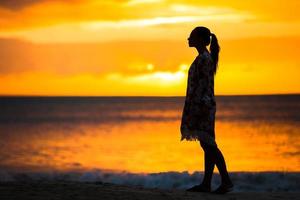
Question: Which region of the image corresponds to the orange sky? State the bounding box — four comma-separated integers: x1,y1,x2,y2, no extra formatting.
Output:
0,0,299,96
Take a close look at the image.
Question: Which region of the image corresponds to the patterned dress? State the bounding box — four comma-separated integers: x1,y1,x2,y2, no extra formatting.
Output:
180,49,217,147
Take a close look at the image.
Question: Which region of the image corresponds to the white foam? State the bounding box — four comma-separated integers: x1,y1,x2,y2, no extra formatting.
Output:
0,169,299,192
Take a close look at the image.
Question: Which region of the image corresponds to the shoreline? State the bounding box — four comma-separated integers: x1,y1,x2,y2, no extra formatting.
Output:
1,170,299,193
1,181,299,200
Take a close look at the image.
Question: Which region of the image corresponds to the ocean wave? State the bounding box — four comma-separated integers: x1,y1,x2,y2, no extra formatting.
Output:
0,170,299,192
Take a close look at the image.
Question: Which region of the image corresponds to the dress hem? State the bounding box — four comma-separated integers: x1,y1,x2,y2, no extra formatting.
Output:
180,127,217,147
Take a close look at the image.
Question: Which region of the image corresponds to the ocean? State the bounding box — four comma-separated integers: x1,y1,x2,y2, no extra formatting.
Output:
0,95,299,191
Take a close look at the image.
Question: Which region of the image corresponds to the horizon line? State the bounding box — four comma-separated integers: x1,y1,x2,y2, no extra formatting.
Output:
0,93,299,98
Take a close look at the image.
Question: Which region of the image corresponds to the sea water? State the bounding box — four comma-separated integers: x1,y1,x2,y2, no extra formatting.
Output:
0,95,299,191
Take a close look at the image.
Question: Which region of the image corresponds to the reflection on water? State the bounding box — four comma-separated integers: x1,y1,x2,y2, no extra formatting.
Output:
0,95,299,173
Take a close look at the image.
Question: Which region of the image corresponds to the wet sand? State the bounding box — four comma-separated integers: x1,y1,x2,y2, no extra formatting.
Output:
0,181,299,200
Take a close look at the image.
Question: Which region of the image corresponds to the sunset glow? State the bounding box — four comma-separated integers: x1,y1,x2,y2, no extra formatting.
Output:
2,114,299,173
0,0,299,96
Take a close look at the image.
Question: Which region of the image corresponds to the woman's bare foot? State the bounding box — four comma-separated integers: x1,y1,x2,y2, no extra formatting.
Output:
186,183,211,193
211,182,234,194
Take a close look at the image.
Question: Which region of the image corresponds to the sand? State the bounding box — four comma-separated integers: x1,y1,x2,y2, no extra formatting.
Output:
0,181,299,200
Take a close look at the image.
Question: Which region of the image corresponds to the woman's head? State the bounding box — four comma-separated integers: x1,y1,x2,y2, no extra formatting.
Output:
188,26,220,75
188,26,211,47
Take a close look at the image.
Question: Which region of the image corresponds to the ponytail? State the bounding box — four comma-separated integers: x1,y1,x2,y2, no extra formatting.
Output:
210,33,220,75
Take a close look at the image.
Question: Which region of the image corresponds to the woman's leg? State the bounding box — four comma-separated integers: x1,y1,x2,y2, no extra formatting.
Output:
186,140,214,192
200,140,215,187
200,141,232,185
213,146,232,185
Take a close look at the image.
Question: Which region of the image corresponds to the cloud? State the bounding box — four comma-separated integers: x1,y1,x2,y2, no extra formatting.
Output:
106,69,186,85
0,7,255,43
0,0,42,10
126,0,164,6
182,0,300,22
0,0,87,10
83,13,249,29
2,17,300,44
0,36,299,78
0,36,299,95
0,38,192,76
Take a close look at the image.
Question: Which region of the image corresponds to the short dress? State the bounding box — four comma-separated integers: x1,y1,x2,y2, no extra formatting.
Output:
180,49,217,147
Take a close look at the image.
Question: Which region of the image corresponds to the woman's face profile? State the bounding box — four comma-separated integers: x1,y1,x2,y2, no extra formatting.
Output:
188,30,203,47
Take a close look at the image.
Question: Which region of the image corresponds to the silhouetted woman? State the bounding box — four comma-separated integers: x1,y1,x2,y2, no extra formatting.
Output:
180,26,234,194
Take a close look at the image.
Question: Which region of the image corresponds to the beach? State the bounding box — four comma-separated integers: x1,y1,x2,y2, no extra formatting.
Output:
1,181,299,200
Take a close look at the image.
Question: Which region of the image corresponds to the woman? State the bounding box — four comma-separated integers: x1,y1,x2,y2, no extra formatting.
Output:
180,26,234,194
